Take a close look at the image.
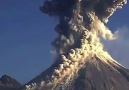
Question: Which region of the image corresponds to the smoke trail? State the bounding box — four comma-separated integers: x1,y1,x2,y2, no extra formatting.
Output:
25,0,127,90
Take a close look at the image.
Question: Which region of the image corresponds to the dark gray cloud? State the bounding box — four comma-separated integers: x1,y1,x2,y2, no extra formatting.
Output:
40,0,127,55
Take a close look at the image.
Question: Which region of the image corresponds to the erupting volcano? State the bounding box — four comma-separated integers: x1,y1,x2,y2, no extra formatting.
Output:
20,0,129,90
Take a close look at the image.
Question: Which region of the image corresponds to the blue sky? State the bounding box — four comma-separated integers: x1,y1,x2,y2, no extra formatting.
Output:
0,0,129,84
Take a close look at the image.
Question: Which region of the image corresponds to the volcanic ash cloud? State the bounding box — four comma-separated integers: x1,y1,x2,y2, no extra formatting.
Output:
25,0,127,90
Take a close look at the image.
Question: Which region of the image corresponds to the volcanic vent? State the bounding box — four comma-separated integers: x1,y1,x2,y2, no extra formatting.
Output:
22,0,129,90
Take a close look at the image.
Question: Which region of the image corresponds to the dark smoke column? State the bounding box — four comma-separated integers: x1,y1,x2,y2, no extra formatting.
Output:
21,0,129,90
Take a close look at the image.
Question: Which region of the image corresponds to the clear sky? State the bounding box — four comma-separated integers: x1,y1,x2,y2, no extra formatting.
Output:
0,0,129,84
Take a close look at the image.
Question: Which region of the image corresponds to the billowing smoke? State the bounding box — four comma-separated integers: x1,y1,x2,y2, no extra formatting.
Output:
25,0,127,90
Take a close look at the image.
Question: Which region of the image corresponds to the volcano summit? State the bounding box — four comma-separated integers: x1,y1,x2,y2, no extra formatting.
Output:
20,0,129,90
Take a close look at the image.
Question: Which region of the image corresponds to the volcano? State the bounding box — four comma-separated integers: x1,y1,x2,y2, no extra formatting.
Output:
20,0,129,90
22,55,129,90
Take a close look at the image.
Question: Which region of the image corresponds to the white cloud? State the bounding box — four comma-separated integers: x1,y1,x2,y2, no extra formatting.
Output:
102,26,129,68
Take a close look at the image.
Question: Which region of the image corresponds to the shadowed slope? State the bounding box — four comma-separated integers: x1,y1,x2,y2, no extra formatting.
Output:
0,75,21,90
73,57,129,90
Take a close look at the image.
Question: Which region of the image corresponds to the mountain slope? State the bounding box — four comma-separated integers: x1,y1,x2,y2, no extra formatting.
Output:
73,57,129,90
21,56,129,90
0,75,21,90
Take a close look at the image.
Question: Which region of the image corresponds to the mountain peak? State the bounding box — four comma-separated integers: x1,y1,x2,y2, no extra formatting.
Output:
0,75,21,90
0,74,12,83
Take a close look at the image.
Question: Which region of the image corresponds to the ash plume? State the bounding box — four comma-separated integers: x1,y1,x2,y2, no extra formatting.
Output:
24,0,127,90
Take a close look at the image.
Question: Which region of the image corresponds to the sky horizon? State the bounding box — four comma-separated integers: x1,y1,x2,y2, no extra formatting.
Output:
0,0,129,84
